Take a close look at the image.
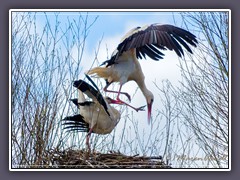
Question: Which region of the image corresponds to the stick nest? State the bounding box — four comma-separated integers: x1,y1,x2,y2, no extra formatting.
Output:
46,148,172,169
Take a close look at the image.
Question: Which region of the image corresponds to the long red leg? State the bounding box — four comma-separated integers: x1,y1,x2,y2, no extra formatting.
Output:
86,128,93,152
111,84,146,112
104,82,131,101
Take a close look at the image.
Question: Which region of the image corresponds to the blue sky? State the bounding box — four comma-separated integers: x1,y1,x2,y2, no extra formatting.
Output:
82,11,184,55
85,11,178,43
31,11,185,58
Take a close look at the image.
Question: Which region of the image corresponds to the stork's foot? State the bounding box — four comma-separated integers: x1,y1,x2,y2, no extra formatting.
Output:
111,98,145,112
135,105,146,112
85,133,91,159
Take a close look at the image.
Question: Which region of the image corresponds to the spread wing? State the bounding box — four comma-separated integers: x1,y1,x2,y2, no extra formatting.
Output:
101,24,198,66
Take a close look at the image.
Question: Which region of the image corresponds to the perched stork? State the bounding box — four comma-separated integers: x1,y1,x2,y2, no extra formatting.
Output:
62,75,121,151
87,24,198,124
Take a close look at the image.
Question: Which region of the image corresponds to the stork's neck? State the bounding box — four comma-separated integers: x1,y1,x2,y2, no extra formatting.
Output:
137,80,152,99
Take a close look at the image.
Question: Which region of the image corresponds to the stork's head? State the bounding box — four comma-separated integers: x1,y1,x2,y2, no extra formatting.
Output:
145,91,154,124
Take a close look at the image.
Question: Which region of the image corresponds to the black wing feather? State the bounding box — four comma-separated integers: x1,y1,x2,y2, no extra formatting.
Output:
143,45,162,60
85,74,100,92
70,98,95,107
73,76,110,116
106,24,198,66
62,114,93,133
147,44,165,59
172,34,193,54
70,98,78,107
136,48,143,59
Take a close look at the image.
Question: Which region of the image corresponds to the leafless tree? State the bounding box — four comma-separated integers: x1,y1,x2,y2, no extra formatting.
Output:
11,12,99,167
154,12,229,168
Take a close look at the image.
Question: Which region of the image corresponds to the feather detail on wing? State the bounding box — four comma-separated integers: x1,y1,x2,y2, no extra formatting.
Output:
101,24,198,67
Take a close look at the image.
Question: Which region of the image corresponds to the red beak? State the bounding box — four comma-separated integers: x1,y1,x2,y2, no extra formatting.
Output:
147,101,153,124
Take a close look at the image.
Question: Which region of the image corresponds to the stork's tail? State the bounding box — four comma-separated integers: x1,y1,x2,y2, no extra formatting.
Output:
86,67,110,79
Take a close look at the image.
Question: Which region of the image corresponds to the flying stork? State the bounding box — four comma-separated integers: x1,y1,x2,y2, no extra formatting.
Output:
87,24,198,124
62,75,121,151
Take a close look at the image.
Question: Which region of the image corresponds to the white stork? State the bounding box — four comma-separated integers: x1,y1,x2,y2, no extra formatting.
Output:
87,24,198,124
62,75,121,151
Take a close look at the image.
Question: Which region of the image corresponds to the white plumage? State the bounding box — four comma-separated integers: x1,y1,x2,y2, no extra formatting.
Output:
62,75,121,150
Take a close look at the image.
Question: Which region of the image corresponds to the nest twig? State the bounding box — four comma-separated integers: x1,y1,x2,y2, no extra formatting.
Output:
46,149,172,169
